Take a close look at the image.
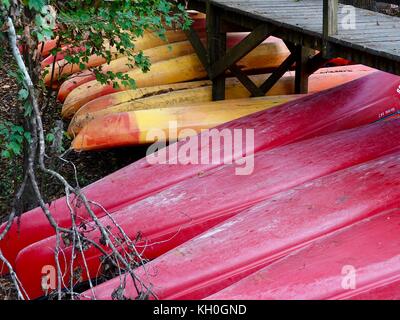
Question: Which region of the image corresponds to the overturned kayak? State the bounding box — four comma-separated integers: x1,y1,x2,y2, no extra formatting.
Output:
43,29,202,86
71,95,302,149
41,18,207,70
46,40,196,88
2,70,400,275
57,33,254,100
78,151,400,300
66,64,375,121
15,120,400,299
61,41,291,118
208,209,400,300
68,65,373,135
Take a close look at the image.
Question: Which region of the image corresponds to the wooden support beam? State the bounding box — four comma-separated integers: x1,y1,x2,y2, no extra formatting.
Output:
207,2,226,101
305,52,329,75
323,0,339,37
295,46,315,94
229,65,265,97
184,28,210,74
210,23,273,79
258,53,297,95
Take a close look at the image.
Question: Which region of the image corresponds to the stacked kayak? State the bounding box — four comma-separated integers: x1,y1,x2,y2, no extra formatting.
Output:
208,209,400,300
60,41,292,118
2,70,399,277
78,150,400,300
8,12,400,300
67,65,373,138
70,95,302,150
42,14,208,84
14,120,400,299
56,33,263,100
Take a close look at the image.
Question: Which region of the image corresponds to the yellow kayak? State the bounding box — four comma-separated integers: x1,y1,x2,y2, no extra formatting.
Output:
71,95,302,151
68,65,375,135
62,41,291,118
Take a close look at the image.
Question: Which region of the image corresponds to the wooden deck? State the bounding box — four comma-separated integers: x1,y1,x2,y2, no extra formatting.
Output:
185,0,400,100
205,0,400,64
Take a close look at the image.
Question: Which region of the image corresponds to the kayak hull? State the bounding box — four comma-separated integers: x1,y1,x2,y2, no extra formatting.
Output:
79,151,400,300
61,41,291,118
71,95,301,149
208,209,400,300
15,119,400,299
2,71,400,275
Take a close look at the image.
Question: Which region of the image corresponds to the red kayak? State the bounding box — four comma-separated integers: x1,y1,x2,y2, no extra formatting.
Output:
79,151,400,300
208,209,400,300
2,71,400,275
15,119,400,299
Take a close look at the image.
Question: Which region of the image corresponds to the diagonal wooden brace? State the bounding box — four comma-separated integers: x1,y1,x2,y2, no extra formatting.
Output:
258,52,297,95
184,27,210,75
209,23,274,80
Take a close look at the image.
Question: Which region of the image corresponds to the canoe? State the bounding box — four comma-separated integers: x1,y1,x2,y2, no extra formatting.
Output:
68,65,374,135
1,70,400,275
61,41,291,118
43,29,198,87
38,11,205,59
55,41,197,96
66,65,376,121
208,209,400,300
39,38,58,58
77,151,400,300
14,119,400,299
56,33,252,100
41,18,207,70
70,95,302,149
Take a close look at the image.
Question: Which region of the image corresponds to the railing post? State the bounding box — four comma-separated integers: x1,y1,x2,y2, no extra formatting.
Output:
207,2,226,101
323,0,338,36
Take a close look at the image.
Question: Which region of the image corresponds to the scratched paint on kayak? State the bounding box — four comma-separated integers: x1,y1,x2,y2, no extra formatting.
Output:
14,119,400,299
2,70,400,275
207,209,400,300
78,151,400,300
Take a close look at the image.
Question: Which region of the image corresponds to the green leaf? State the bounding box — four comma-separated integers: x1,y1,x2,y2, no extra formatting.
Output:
18,88,29,101
8,141,21,155
27,0,46,11
46,133,55,143
1,150,11,159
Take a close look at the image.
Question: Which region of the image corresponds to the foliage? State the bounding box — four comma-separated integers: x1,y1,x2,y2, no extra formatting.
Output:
0,0,190,157
2,0,191,87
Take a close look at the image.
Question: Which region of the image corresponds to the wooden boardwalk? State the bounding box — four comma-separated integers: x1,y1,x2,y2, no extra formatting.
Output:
186,0,400,99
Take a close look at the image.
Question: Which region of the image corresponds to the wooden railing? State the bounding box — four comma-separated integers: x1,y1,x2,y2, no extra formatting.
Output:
323,0,400,37
323,0,339,36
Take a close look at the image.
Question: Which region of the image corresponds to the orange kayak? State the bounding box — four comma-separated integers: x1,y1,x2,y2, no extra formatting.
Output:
68,65,375,134
61,41,291,118
57,33,254,101
56,41,197,101
71,95,301,150
43,29,198,86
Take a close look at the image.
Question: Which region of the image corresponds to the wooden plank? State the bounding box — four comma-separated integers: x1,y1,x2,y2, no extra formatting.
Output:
189,0,400,78
184,28,210,74
210,23,273,79
207,2,226,101
229,65,265,96
295,46,314,94
259,52,297,94
323,0,339,36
